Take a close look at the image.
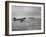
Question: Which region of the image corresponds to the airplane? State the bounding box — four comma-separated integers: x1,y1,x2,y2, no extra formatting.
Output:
13,17,26,22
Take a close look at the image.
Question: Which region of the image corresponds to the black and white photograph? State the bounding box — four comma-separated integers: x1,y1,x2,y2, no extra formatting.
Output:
12,5,41,31
5,1,45,36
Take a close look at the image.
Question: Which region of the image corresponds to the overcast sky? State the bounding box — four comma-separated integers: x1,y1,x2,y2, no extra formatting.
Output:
12,5,41,18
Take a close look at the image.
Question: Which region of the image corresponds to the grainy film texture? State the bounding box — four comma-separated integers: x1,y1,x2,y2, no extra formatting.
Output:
12,5,41,31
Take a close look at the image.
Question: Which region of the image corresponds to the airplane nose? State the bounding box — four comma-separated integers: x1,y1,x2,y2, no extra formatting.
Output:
13,18,16,21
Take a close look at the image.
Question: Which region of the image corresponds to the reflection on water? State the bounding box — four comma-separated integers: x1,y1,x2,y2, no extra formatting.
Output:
12,17,41,31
